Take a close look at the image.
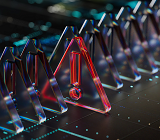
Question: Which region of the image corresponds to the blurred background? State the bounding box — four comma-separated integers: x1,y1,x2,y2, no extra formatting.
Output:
0,0,150,56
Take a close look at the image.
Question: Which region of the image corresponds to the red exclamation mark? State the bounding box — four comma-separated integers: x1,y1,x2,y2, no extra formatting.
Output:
69,51,82,100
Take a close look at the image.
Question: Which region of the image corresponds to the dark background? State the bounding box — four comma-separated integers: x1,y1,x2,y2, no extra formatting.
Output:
0,0,149,53
1,1,160,140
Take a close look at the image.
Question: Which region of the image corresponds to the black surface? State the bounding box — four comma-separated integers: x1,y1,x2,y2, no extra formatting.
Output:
1,0,160,140
1,73,160,140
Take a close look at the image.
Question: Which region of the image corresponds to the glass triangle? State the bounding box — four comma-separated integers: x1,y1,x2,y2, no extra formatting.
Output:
149,0,160,29
79,19,123,89
0,72,23,134
49,26,78,73
54,37,111,113
20,40,68,114
98,13,141,82
133,1,160,65
116,7,158,74
0,47,46,124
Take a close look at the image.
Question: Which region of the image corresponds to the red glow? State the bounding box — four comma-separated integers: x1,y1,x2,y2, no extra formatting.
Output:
41,80,57,102
54,37,111,113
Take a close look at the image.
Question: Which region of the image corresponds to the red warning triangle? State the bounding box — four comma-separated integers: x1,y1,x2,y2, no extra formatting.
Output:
54,37,111,113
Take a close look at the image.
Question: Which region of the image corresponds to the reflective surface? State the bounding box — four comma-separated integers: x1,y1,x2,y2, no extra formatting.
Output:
0,71,23,134
79,19,123,90
116,6,158,74
149,0,160,29
98,13,141,82
54,37,111,113
49,26,78,73
0,47,46,124
134,1,160,64
20,39,68,114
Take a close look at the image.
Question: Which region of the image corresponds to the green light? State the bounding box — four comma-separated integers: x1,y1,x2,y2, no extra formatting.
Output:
72,11,82,18
106,4,113,11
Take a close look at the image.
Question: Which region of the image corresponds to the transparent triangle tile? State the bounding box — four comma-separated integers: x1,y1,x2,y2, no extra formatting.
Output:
0,72,24,134
116,7,158,74
20,39,68,114
49,26,78,73
79,19,123,90
0,47,46,125
133,1,160,65
98,13,141,82
149,0,160,29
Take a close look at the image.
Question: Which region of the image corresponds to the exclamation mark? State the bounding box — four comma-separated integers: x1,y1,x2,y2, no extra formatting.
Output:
69,51,82,100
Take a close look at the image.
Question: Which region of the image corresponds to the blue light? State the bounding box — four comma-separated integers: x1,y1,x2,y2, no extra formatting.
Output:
11,33,17,38
0,126,14,134
130,85,133,88
106,4,113,11
90,9,97,15
29,22,35,28
35,0,43,4
3,131,8,135
93,12,105,20
46,22,52,27
42,106,61,114
155,76,159,78
28,0,34,4
126,1,138,9
4,36,10,41
40,25,48,31
20,116,38,123
55,35,60,40
72,11,82,18
13,40,27,46
58,128,94,140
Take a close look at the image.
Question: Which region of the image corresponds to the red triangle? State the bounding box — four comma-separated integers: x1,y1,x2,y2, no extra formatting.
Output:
54,37,111,113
